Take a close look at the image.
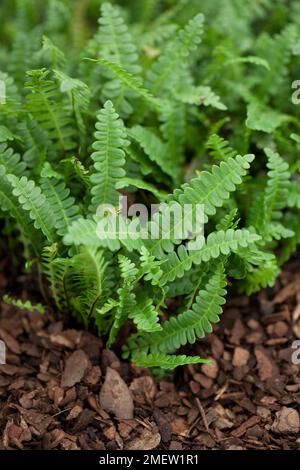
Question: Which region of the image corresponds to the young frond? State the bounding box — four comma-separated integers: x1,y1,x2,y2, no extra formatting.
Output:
66,247,111,324
206,134,237,162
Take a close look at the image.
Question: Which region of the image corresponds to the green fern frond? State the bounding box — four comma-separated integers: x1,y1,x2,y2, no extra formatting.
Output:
116,177,168,200
88,59,160,110
176,85,227,110
54,70,90,151
0,143,26,176
246,100,284,133
132,352,210,369
42,244,70,311
138,246,164,285
89,100,128,211
107,284,136,347
96,2,141,115
129,296,162,333
0,169,40,251
127,265,227,354
215,208,239,231
3,294,45,314
287,181,300,209
25,68,76,152
239,258,280,295
129,125,177,180
7,174,56,242
146,153,255,258
17,117,48,170
252,149,291,241
118,254,138,281
60,157,91,189
66,247,111,324
206,134,237,161
146,14,204,95
40,170,80,236
263,222,294,242
97,2,140,75
159,229,260,285
279,213,300,264
160,101,186,179
63,217,101,246
41,35,66,69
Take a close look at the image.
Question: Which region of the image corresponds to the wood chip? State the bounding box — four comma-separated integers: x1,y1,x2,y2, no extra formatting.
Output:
271,407,300,434
254,346,279,381
232,347,250,367
231,416,261,438
126,429,161,450
100,367,134,419
61,350,90,388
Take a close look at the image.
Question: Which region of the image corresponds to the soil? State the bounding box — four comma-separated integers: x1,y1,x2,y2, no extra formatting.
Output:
0,255,300,451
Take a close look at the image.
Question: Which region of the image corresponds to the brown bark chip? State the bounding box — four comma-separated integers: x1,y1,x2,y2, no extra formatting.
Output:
232,347,250,367
272,407,300,434
201,360,219,379
100,367,134,419
126,429,161,450
0,327,21,354
231,416,261,438
254,346,279,380
61,350,90,388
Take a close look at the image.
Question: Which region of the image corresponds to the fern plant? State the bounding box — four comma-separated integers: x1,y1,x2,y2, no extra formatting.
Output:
0,0,300,370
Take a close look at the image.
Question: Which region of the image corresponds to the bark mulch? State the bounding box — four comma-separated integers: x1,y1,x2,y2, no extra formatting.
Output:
0,258,300,450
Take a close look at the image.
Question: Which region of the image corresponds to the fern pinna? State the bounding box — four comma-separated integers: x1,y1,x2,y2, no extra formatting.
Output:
0,0,300,370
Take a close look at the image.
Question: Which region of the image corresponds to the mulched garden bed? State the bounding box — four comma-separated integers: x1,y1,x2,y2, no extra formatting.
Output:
0,257,300,451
